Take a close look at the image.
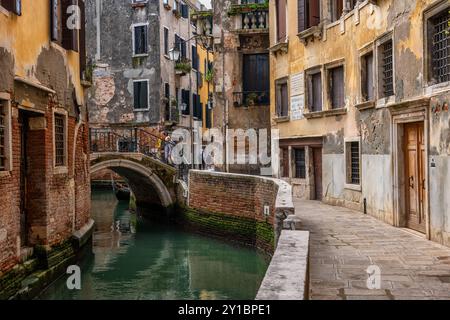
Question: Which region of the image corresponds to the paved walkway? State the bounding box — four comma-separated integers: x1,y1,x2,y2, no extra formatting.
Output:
294,200,450,300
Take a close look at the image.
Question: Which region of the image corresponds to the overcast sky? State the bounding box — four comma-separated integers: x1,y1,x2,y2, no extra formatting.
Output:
198,0,212,9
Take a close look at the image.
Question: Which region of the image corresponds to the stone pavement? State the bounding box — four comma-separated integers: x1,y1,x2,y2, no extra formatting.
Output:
294,200,450,300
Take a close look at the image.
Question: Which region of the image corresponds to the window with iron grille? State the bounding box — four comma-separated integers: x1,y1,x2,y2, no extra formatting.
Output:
294,148,306,179
0,102,6,171
430,10,450,84
54,114,65,167
381,40,394,97
346,141,360,185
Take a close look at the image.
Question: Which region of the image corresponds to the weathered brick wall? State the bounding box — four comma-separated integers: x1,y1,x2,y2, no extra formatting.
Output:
0,102,91,273
188,171,278,225
185,170,294,252
0,111,21,273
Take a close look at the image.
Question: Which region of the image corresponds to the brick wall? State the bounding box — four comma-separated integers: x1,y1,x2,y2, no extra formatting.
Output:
0,100,91,274
189,171,278,224
186,170,294,252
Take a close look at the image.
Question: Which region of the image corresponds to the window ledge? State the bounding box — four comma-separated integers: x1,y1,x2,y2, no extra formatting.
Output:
0,171,11,179
131,2,147,9
134,108,150,112
304,108,347,119
133,53,149,58
269,41,288,55
375,95,396,109
53,166,68,175
0,6,10,17
345,183,362,192
424,81,450,96
355,100,375,111
274,116,290,123
297,25,322,45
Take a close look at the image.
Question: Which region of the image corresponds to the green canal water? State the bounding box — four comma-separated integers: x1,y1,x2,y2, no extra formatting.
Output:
39,189,269,300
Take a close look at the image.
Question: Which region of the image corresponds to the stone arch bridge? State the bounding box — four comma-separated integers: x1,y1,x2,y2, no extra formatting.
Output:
89,127,180,212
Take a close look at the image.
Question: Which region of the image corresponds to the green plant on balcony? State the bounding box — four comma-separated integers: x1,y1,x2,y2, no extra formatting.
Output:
175,58,192,74
245,92,259,106
227,1,269,16
205,68,214,83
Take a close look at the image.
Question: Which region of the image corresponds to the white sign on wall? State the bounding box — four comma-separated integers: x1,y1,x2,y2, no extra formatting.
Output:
290,72,305,96
290,95,305,121
290,72,305,121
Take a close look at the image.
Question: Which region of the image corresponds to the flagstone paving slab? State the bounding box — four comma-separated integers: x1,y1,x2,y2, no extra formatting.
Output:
294,200,450,300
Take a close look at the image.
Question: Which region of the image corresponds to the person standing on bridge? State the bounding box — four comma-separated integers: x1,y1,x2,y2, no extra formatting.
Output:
164,132,175,164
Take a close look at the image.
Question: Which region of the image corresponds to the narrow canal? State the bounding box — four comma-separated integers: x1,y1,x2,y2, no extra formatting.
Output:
39,189,269,300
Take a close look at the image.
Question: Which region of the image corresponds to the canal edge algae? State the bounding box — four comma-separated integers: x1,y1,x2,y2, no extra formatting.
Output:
0,220,94,300
178,170,295,254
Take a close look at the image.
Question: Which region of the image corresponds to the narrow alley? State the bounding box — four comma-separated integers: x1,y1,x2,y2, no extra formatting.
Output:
295,200,450,300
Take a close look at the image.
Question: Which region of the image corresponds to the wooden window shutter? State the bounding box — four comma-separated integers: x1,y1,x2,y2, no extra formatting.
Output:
62,0,79,51
298,0,306,32
2,0,21,15
276,0,286,42
79,0,86,78
276,84,282,116
51,0,62,42
308,0,320,28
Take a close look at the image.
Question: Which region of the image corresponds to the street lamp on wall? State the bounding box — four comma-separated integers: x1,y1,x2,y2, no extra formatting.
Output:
168,47,180,61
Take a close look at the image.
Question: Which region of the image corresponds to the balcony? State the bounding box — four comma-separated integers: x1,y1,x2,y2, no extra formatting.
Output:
233,91,270,107
228,3,269,34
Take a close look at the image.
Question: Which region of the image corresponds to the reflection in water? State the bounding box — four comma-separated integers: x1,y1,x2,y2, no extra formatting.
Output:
39,189,269,300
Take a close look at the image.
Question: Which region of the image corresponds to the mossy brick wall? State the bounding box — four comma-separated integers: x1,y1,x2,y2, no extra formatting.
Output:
188,171,278,225
185,171,280,252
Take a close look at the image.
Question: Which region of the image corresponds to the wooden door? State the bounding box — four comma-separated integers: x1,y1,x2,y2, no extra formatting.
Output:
313,148,323,200
404,122,426,233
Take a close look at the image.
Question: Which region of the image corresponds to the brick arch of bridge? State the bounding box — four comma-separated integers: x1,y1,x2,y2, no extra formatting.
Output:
90,156,176,209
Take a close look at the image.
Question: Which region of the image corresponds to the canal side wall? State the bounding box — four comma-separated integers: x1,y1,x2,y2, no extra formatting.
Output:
178,170,294,253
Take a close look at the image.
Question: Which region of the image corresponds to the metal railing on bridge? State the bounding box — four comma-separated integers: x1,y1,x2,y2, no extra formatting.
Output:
89,127,191,181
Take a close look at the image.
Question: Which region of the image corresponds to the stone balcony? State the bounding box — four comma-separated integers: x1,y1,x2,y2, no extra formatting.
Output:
229,4,269,34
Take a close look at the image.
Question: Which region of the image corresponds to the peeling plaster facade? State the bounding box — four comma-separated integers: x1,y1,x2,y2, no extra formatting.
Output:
85,0,206,133
210,0,272,175
0,1,91,274
270,0,450,247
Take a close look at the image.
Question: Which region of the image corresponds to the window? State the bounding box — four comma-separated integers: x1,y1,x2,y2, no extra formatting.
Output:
298,0,320,33
181,89,190,115
331,0,343,22
428,9,450,84
181,2,189,19
133,24,148,55
133,80,149,110
276,0,287,42
276,80,289,117
329,66,344,109
54,114,66,167
164,27,169,56
50,0,79,51
380,39,394,97
192,45,198,70
193,94,202,120
175,34,186,59
346,141,360,185
243,54,270,105
1,0,21,15
307,71,322,112
294,148,306,179
0,100,10,171
361,52,374,101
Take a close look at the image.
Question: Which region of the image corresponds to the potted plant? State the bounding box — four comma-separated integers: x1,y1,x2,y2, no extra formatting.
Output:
175,58,192,75
245,92,258,106
205,68,214,83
